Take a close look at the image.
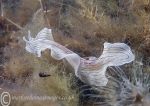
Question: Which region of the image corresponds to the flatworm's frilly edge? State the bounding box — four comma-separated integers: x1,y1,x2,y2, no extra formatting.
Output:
23,28,135,87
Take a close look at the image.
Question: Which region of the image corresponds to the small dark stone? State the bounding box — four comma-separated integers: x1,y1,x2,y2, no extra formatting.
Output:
39,72,51,77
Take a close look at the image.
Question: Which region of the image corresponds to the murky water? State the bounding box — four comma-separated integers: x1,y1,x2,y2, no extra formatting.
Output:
0,0,149,106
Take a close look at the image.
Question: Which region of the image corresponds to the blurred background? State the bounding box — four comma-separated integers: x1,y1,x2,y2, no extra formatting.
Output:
0,0,149,106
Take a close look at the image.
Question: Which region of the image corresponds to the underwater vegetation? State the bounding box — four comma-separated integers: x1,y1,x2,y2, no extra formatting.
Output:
78,61,150,106
0,0,149,106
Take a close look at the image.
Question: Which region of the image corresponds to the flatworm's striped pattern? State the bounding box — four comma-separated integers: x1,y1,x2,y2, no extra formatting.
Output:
23,28,135,86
